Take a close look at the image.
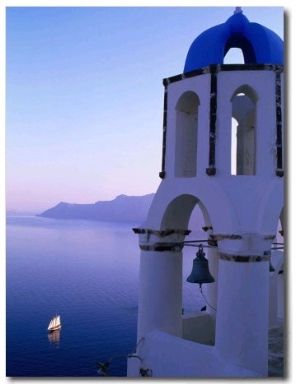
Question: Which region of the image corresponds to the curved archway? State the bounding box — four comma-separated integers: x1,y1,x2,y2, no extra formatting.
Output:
231,85,258,175
160,193,211,231
224,34,256,63
159,194,217,325
175,91,200,178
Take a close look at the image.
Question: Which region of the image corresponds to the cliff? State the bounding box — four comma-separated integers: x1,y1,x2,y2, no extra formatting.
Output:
37,193,155,224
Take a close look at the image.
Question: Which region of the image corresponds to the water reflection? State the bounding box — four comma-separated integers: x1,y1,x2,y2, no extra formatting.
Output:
48,330,61,347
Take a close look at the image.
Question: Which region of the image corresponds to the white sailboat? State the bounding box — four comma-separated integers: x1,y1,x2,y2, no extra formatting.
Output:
47,314,62,332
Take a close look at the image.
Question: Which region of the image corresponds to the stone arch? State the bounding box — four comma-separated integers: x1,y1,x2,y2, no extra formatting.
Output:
231,84,258,175
175,91,200,178
144,180,239,236
160,194,211,231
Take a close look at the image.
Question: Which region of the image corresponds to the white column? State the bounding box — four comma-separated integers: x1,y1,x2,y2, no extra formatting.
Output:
215,235,271,376
137,249,183,341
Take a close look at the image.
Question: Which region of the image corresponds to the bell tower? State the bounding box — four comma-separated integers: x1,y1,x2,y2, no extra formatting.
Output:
128,8,284,377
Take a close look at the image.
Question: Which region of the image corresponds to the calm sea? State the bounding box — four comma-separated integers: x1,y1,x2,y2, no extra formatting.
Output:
6,214,203,377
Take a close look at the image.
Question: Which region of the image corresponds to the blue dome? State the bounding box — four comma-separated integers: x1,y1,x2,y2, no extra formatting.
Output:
184,11,284,73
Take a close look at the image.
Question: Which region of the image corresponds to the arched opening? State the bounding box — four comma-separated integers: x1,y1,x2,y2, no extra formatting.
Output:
161,194,217,346
183,204,208,314
231,117,238,175
175,91,200,178
224,35,256,64
231,86,257,175
224,47,245,64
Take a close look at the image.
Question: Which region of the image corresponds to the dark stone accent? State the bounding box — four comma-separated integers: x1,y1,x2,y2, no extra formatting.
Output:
163,64,284,84
220,253,270,262
202,226,213,231
132,228,191,237
276,169,284,177
159,85,168,179
211,234,242,240
275,70,284,176
208,238,218,247
206,166,216,176
207,67,218,175
139,242,184,252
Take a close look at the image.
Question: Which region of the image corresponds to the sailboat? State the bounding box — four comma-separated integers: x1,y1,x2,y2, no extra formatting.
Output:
47,314,62,332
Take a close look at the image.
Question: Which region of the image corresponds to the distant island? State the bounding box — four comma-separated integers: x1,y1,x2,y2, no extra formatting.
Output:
37,193,155,224
37,192,205,229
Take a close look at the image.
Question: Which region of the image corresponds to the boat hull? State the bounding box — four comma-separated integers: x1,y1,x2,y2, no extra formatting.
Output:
48,325,62,332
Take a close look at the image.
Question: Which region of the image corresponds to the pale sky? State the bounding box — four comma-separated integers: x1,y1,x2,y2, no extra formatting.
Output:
4,5,284,214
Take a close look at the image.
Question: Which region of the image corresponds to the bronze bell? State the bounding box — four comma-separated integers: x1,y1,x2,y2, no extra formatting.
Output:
187,245,215,286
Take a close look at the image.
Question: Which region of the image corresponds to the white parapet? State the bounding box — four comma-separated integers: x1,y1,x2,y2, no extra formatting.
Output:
135,329,262,377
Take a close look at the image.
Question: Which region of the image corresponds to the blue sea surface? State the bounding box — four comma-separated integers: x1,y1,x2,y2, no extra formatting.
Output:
6,214,202,377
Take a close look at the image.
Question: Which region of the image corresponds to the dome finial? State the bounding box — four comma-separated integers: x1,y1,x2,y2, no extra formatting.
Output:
234,7,243,14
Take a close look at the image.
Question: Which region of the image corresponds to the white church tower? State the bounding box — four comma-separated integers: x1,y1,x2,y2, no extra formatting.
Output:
128,8,284,377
